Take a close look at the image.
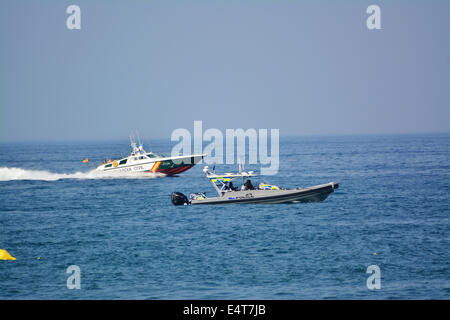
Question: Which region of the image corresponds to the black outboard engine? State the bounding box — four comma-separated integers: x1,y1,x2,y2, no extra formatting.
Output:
171,192,190,206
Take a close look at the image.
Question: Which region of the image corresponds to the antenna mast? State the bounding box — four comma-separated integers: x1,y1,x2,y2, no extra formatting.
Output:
129,132,139,154
136,130,142,147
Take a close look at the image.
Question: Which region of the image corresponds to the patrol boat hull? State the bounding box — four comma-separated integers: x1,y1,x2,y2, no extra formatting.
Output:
173,182,339,205
97,154,204,176
95,135,204,176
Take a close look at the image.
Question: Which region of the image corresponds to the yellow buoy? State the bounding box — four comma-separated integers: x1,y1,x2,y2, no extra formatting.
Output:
0,249,16,261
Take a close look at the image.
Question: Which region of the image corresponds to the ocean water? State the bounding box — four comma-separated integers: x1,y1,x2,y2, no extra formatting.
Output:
0,134,449,299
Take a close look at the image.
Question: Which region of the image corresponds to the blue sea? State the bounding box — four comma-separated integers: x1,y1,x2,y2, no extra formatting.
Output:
0,134,449,299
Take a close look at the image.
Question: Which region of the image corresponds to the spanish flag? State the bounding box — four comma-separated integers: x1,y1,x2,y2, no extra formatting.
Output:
82,158,89,163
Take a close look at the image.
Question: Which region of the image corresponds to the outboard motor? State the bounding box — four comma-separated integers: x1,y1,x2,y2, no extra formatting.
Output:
171,192,190,206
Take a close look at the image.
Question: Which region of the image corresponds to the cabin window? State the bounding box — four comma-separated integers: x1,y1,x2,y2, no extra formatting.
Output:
139,156,145,160
105,163,112,168
119,159,127,165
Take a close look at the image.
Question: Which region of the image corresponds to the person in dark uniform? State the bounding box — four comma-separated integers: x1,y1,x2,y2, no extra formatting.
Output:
243,179,255,190
228,181,238,191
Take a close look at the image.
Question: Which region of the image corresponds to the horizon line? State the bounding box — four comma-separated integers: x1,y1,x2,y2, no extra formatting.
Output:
1,131,449,144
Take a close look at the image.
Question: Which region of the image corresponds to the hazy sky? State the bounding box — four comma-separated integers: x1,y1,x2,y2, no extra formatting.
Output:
1,0,449,141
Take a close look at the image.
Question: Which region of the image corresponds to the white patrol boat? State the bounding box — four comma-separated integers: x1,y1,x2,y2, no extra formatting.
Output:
96,137,204,176
171,166,339,205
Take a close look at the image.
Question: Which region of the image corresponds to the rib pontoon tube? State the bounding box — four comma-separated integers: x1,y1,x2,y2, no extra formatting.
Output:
171,166,339,205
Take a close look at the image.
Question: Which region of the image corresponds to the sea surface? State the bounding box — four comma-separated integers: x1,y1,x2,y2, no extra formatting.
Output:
0,134,449,299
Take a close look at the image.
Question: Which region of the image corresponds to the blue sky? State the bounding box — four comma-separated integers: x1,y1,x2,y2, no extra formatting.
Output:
0,0,449,141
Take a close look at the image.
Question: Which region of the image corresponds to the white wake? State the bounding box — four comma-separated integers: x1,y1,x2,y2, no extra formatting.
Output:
0,167,165,181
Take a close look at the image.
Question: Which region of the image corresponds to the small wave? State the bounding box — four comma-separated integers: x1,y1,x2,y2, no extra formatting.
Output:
0,167,165,181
